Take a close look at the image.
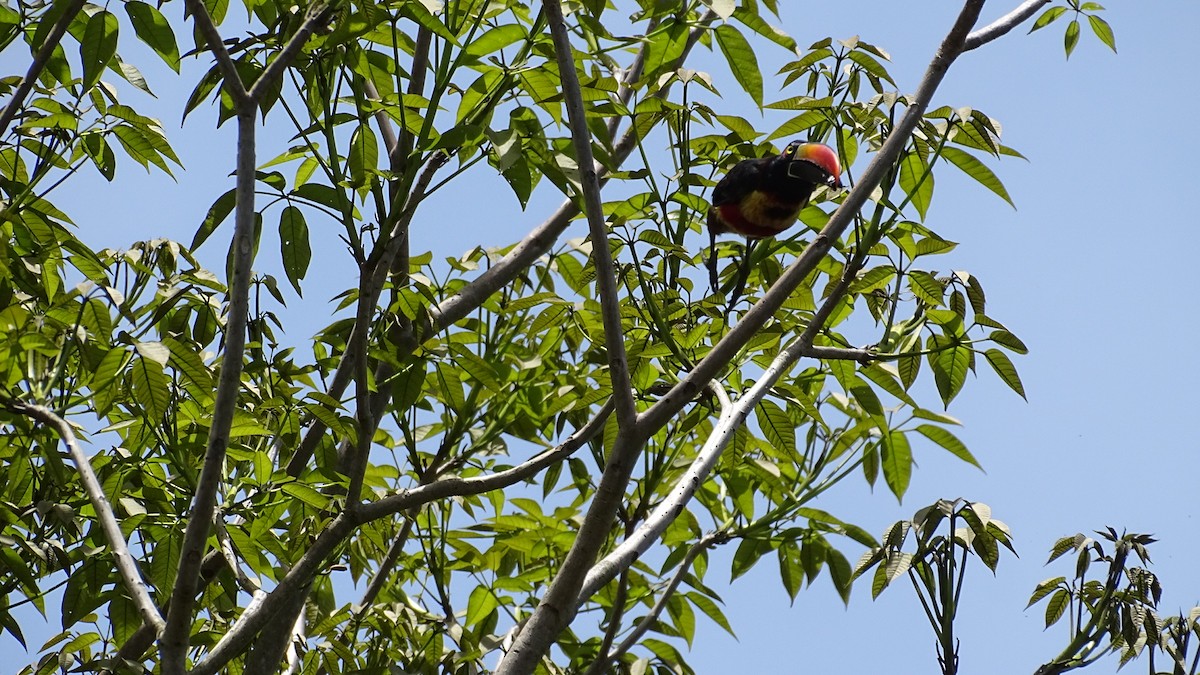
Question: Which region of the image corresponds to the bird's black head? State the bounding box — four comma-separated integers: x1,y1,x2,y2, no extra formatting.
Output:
779,141,843,189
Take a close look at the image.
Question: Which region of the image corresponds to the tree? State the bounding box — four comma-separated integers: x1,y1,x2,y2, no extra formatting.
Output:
1,0,1194,673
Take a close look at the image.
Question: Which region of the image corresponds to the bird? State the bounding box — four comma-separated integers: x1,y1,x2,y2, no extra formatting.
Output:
707,141,843,300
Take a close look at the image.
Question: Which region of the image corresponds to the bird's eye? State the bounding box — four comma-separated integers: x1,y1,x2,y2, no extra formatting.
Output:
784,143,796,156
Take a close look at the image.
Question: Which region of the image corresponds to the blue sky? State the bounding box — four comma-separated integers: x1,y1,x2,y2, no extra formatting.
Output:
3,2,1199,673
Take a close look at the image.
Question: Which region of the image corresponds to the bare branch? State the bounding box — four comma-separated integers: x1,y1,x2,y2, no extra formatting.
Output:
0,0,86,138
248,4,335,101
359,399,614,521
161,107,260,672
184,0,250,106
544,0,636,427
605,532,725,666
577,0,987,609
356,518,416,610
286,15,714,478
964,0,1052,51
214,515,260,594
7,404,165,634
185,402,611,673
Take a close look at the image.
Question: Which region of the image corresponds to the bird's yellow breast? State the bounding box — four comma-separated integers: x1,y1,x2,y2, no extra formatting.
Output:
739,190,803,232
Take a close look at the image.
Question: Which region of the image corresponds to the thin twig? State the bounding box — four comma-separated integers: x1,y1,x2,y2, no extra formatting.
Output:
7,404,165,633
359,399,614,521
605,532,725,667
285,151,446,475
509,3,988,668
0,0,86,137
544,0,635,427
185,402,612,674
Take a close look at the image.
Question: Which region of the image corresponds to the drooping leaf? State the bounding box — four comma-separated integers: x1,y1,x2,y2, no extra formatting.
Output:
715,24,762,108
881,430,912,499
125,2,180,72
279,206,311,296
914,425,980,468
984,348,1026,399
80,10,119,91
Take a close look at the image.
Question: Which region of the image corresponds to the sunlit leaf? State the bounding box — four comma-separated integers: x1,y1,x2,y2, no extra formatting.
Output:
80,10,119,91
715,24,762,108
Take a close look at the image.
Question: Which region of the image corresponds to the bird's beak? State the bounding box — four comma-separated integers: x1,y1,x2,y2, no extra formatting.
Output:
786,159,842,189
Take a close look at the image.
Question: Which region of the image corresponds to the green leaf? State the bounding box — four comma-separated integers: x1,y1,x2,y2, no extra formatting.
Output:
1087,14,1116,53
731,537,768,581
940,146,1013,207
193,188,236,251
731,6,795,52
778,542,802,601
989,329,1029,354
715,24,763,108
1044,588,1069,627
766,110,825,141
125,2,180,72
756,400,795,456
281,482,331,510
399,0,457,44
162,337,213,397
860,364,917,408
686,592,735,637
931,339,971,406
983,348,1026,399
347,123,378,188
279,206,311,296
881,431,911,499
914,425,980,468
80,10,119,91
464,586,498,628
1064,19,1080,58
846,50,895,86
908,271,944,307
130,354,170,419
1029,6,1067,32
464,24,525,57
898,150,933,220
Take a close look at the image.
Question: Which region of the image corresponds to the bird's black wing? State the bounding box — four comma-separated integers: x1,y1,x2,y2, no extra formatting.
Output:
711,157,768,207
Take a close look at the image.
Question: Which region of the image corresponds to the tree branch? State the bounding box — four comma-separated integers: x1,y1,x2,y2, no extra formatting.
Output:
184,0,250,106
7,403,165,634
605,532,725,667
964,0,1051,51
557,0,987,658
636,0,986,435
190,514,354,675
182,402,612,674
544,0,636,427
359,399,614,521
247,4,335,101
0,0,86,138
423,13,716,345
285,151,446,476
161,103,260,673
285,15,715,478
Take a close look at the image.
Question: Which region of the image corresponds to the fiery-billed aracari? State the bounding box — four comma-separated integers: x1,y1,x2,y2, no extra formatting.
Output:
707,141,843,298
